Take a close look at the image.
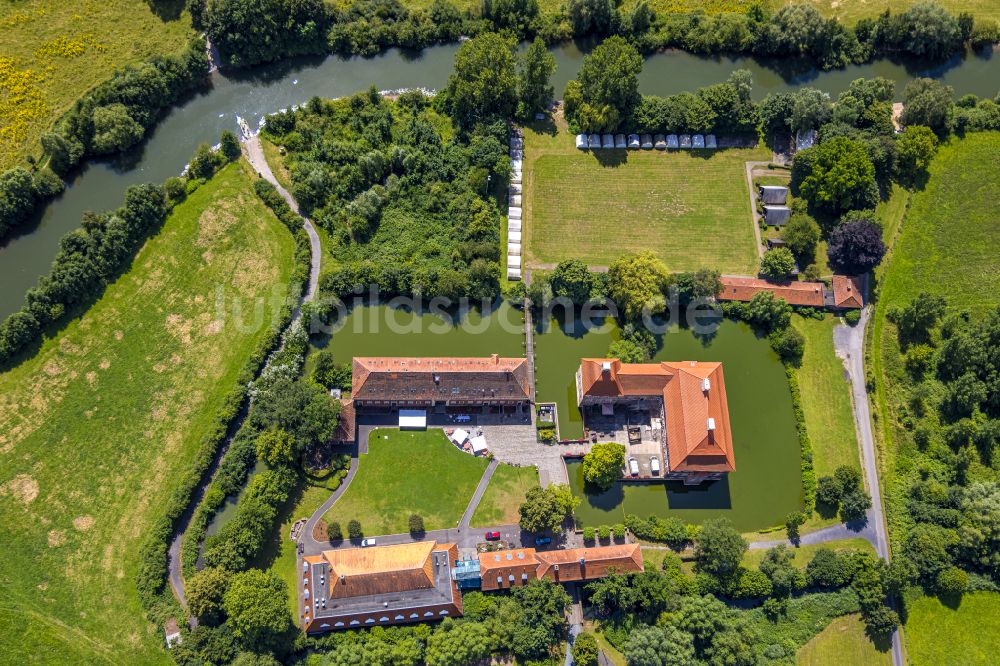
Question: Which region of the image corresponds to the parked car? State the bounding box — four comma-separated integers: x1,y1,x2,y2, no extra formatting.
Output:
361,538,376,547
535,536,552,546
628,458,639,476
650,456,661,475
485,531,501,541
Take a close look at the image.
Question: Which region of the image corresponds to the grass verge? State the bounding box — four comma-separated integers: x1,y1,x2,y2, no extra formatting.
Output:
0,162,294,664
793,315,860,477
905,592,1000,666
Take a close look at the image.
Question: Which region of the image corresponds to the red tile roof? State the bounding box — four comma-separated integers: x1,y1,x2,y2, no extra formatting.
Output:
478,544,643,591
832,275,864,309
580,359,736,473
352,356,530,403
718,276,824,307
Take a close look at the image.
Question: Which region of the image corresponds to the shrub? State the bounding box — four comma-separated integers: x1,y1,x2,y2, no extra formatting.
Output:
770,326,805,365
613,523,626,540
760,247,796,279
905,344,935,375
328,521,343,542
816,475,843,507
598,525,611,541
624,514,689,549
408,514,425,535
348,519,362,539
571,632,599,666
936,566,968,596
844,309,861,326
583,526,596,543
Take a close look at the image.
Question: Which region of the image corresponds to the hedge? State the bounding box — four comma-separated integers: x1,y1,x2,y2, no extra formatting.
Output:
786,367,817,512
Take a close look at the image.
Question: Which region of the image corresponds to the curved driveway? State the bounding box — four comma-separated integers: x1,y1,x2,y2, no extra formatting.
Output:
167,136,324,616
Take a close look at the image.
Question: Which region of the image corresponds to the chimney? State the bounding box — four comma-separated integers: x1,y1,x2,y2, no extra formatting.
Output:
339,574,346,584
601,361,612,376
702,377,711,392
707,417,716,431
491,353,499,364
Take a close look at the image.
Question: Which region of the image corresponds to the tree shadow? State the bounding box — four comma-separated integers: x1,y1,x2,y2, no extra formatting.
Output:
593,150,628,168
815,500,839,520
144,0,186,21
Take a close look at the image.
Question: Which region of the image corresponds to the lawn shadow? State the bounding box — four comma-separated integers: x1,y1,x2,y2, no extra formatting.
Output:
592,150,628,168
526,115,557,137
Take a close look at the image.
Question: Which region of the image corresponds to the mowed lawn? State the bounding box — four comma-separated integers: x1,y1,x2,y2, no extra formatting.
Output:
326,429,490,535
797,614,891,666
877,133,1000,315
0,163,293,664
0,0,193,169
793,315,860,477
905,592,1000,666
470,464,539,527
524,116,765,273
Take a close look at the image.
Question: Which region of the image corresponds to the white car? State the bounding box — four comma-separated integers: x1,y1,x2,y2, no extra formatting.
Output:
361,538,376,547
628,458,639,476
650,456,661,475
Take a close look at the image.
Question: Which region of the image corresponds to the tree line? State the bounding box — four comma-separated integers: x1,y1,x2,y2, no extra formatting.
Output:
191,0,994,70
0,137,239,366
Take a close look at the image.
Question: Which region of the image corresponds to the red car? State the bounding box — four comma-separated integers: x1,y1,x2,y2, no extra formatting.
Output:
485,531,501,541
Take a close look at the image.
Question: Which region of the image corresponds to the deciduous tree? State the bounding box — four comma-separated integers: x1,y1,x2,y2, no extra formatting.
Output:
581,442,626,490
446,32,518,130
223,569,291,650
793,137,878,215
826,218,886,274
694,518,747,579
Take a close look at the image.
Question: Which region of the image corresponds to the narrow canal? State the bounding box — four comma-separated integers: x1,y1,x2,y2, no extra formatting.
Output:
1,43,996,319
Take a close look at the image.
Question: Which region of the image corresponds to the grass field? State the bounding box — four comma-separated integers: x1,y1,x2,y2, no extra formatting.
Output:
797,614,892,666
793,315,860,477
0,0,194,170
0,163,293,664
523,115,766,273
324,428,490,535
876,134,1000,314
905,592,1000,666
743,537,874,569
470,464,539,527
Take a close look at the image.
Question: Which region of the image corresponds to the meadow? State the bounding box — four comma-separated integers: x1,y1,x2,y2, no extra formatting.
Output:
869,133,1000,662
0,0,193,169
904,592,1000,666
523,115,765,273
796,614,892,666
0,163,294,664
792,315,860,477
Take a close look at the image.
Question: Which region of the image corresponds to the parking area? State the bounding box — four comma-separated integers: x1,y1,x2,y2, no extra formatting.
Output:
581,405,667,481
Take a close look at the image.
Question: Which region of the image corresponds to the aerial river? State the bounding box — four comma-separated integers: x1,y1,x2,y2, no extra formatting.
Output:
1,42,996,319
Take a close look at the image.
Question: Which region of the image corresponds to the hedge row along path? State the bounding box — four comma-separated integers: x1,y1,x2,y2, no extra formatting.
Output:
166,140,323,619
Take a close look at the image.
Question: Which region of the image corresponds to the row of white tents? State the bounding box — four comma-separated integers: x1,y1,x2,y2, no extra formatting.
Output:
576,133,718,150
508,129,523,281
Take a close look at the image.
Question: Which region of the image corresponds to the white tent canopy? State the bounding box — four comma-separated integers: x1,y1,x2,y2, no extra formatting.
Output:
507,256,521,268
399,409,427,430
508,231,522,242
507,242,521,256
508,207,522,219
509,194,522,206
507,268,522,281
507,219,522,231
470,435,488,454
450,428,469,444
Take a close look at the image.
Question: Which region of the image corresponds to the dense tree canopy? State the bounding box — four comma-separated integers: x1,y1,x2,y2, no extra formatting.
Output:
223,569,291,650
901,78,955,134
826,218,886,274
550,258,594,305
894,125,939,186
760,247,796,279
793,137,878,215
694,518,747,579
446,32,519,130
607,252,670,321
518,484,579,533
565,36,642,132
582,442,626,490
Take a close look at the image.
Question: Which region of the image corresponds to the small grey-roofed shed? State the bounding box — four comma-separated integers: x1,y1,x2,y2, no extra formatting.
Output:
706,134,717,148
759,185,788,205
666,134,679,149
507,219,521,232
588,134,601,148
641,134,653,149
692,134,705,149
576,134,588,149
627,134,640,149
679,134,692,148
764,205,791,226
602,134,615,149
614,134,627,148
654,134,666,150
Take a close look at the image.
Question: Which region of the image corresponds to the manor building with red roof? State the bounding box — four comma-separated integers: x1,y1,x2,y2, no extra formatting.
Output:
576,359,736,482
